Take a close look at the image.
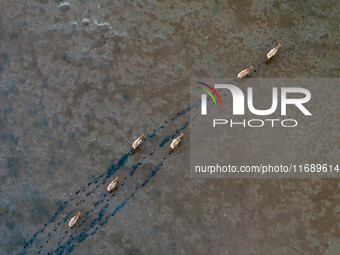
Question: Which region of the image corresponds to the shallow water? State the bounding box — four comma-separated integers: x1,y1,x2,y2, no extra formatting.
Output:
0,0,339,254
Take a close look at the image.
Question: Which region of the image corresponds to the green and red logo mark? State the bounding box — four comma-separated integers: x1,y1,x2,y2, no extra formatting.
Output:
197,82,223,106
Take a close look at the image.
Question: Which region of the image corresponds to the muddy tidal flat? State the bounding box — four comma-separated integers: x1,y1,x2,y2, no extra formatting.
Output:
0,0,340,254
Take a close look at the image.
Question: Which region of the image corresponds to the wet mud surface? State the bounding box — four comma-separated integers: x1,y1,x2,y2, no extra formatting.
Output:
0,0,339,254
